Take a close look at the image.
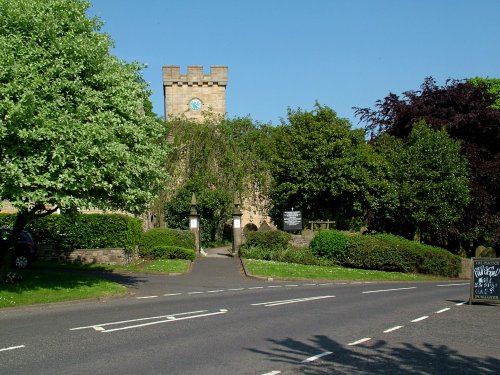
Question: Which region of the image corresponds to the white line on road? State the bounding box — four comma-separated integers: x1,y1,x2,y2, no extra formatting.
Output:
0,345,25,352
285,284,299,287
436,283,468,287
262,371,281,375
303,283,317,286
164,293,182,297
227,288,245,291
136,296,158,299
384,325,404,333
436,308,451,314
302,351,333,363
251,295,335,307
267,285,283,288
206,290,225,293
188,291,204,294
362,287,417,294
411,316,429,322
456,301,467,306
348,338,371,346
248,287,264,290
318,283,333,286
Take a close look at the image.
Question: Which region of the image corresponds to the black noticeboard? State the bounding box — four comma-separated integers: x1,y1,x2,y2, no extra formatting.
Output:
283,210,302,231
470,258,500,304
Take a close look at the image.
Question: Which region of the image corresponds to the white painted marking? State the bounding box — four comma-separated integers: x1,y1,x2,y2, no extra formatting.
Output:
303,283,317,286
0,345,25,352
411,316,429,322
206,290,225,293
348,338,371,346
335,282,347,285
436,308,450,314
318,283,333,286
267,285,283,288
285,284,299,287
262,371,281,375
188,291,204,294
136,295,158,299
456,301,467,306
384,325,404,333
227,288,245,291
436,283,468,287
362,287,417,294
70,310,208,331
251,295,335,307
302,351,333,363
248,287,264,290
164,293,182,297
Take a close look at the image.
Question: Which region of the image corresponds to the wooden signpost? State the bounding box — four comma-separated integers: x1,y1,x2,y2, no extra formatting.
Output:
469,258,500,304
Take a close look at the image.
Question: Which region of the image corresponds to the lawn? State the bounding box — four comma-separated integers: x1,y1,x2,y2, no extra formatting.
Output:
243,259,450,281
0,270,127,308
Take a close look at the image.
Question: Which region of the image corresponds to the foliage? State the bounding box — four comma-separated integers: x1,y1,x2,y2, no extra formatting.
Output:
139,228,195,255
269,103,392,230
240,245,332,266
161,116,273,243
469,77,500,109
347,233,461,277
142,246,195,261
0,213,142,252
372,122,470,242
241,230,292,252
355,77,500,252
0,0,169,280
310,230,348,261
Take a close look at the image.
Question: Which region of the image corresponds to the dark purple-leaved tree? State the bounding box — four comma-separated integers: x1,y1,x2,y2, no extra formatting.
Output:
355,77,500,254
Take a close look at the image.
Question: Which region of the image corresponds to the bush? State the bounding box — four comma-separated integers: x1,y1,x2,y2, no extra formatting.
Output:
139,228,195,256
143,246,196,261
242,230,292,252
240,245,334,266
0,213,142,254
310,230,348,262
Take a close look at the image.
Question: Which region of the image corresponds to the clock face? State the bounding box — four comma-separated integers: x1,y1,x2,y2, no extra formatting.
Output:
189,98,202,111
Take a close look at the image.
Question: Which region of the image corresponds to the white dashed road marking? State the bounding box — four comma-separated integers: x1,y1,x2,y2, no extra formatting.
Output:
411,316,429,322
436,283,468,287
384,325,404,333
362,287,417,294
251,295,335,307
348,338,371,346
302,351,333,363
0,345,25,352
436,308,450,313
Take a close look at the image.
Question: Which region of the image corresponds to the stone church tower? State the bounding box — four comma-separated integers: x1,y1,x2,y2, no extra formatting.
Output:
162,65,228,120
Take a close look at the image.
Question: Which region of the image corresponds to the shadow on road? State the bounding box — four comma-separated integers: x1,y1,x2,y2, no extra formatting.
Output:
247,334,499,374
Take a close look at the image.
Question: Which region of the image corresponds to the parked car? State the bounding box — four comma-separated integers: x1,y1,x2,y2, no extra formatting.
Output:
0,228,37,269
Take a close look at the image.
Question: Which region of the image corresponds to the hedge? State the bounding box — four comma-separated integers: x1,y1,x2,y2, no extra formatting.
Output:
241,230,292,252
139,228,195,257
309,230,462,277
0,213,142,253
142,246,196,261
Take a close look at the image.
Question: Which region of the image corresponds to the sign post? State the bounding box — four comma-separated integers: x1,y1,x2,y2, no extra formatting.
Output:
469,257,500,304
283,210,303,232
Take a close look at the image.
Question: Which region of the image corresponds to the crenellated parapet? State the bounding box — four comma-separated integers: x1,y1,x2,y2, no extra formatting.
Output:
163,65,227,87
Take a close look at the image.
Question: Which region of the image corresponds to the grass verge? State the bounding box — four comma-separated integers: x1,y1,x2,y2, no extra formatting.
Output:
243,259,451,281
33,259,191,274
0,270,127,308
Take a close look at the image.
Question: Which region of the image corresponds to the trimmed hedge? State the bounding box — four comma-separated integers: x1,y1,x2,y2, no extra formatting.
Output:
310,230,348,262
0,213,142,253
241,230,292,252
139,228,195,257
309,230,462,277
143,246,196,261
240,245,333,266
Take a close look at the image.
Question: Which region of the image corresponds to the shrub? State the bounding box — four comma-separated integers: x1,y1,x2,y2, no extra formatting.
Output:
242,230,292,252
139,228,195,255
310,230,349,262
240,245,334,266
143,246,196,261
0,213,142,253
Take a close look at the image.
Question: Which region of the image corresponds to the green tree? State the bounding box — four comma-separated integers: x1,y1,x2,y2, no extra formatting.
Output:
269,103,391,229
469,77,500,109
374,122,470,243
162,115,273,244
0,0,168,281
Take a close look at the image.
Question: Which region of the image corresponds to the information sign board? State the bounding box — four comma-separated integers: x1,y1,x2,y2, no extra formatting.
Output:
283,210,302,231
470,258,500,304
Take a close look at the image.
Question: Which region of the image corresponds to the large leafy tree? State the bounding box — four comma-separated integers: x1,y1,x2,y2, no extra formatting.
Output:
373,122,470,242
355,77,500,252
0,0,168,280
269,103,391,229
162,115,273,244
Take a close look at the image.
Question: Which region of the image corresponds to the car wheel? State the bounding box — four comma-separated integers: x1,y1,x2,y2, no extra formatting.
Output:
14,255,29,269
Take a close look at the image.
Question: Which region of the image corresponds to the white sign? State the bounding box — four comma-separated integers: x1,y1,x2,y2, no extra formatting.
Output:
233,218,241,229
190,218,198,229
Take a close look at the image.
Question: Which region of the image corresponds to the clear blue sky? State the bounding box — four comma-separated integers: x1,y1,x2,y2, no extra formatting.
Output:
89,0,500,126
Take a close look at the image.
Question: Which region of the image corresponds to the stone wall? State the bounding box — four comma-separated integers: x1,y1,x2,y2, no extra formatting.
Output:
37,245,136,265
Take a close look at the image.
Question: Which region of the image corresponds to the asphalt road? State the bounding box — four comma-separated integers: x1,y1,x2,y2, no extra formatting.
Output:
1,258,498,374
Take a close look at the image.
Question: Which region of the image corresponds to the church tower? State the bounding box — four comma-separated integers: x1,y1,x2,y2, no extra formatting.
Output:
162,65,228,121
